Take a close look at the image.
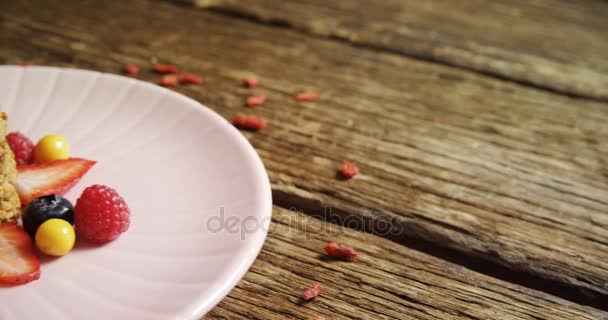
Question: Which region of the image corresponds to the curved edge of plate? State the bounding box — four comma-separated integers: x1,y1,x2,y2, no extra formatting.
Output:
0,65,274,320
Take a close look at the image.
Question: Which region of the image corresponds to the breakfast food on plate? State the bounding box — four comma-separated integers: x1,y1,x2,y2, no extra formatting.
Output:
35,218,76,257
6,131,35,165
75,184,130,244
0,110,21,222
22,194,74,237
15,158,96,205
34,133,71,163
0,222,41,285
0,111,131,285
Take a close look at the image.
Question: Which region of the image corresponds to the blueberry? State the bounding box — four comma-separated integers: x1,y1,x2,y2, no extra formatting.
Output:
22,194,74,237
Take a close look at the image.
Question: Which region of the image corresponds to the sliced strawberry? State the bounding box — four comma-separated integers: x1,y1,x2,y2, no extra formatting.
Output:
0,222,41,285
16,158,96,205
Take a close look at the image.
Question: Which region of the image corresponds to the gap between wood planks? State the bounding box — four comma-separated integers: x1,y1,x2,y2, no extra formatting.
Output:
271,189,608,311
199,5,608,103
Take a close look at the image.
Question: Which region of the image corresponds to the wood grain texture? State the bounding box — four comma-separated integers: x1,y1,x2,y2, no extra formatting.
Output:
181,0,608,101
208,206,608,320
1,0,607,309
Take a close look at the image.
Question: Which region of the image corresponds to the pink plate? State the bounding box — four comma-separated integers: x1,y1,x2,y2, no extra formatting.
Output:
0,66,272,320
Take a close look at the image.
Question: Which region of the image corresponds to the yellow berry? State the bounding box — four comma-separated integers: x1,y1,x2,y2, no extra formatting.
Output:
35,219,76,256
35,134,70,163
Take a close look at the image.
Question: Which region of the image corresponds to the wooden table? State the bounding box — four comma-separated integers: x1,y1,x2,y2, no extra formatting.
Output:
2,1,607,319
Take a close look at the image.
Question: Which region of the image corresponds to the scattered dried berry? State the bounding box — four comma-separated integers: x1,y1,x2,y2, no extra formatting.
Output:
246,93,267,108
302,283,323,301
324,242,359,261
153,63,178,74
310,317,328,320
242,77,259,88
178,73,203,85
340,161,358,179
123,64,139,76
295,91,318,102
159,74,179,87
232,115,267,130
16,62,32,66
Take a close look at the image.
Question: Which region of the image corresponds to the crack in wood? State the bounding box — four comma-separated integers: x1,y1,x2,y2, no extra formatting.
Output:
272,188,608,311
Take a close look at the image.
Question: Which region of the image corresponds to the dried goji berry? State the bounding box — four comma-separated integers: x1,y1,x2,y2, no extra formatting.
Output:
16,62,32,66
123,63,139,76
246,93,267,108
310,317,328,320
295,91,317,102
302,283,323,301
324,242,359,261
340,161,358,179
159,74,179,87
242,77,259,88
232,115,266,130
153,63,178,74
178,73,203,85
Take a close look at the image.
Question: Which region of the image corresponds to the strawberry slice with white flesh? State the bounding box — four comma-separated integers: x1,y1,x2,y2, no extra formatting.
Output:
0,222,41,285
16,158,96,205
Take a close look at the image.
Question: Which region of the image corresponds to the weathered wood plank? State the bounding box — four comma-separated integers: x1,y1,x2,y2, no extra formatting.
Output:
180,0,608,101
1,0,607,301
207,207,607,319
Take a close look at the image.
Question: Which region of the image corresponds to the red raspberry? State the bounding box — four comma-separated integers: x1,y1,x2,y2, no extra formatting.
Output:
75,185,130,244
6,132,34,165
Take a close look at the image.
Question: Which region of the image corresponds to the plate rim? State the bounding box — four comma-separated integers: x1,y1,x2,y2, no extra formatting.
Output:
0,65,273,320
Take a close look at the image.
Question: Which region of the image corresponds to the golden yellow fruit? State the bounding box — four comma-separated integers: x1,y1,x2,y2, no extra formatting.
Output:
35,134,70,163
35,218,76,256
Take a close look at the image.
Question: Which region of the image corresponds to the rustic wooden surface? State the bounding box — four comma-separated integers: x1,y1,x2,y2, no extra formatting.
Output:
1,0,608,319
188,0,608,101
206,207,607,320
